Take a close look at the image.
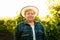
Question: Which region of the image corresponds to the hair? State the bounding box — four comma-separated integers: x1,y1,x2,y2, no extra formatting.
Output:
24,9,35,16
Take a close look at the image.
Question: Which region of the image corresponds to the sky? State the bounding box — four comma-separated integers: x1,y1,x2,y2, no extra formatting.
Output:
0,0,49,18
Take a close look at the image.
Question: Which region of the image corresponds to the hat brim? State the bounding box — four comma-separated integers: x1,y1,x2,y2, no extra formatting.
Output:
21,6,39,17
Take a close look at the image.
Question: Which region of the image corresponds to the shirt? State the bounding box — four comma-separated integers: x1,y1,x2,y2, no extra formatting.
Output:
31,25,36,40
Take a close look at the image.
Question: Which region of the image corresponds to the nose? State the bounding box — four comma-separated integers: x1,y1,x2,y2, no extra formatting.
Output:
29,13,34,16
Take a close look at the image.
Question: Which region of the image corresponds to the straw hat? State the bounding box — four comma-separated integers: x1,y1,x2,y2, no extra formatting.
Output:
21,6,39,17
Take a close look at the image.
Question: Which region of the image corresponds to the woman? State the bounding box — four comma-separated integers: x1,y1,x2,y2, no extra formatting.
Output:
14,6,47,40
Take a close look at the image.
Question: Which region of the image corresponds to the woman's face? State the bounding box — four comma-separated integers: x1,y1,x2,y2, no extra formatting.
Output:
25,9,35,21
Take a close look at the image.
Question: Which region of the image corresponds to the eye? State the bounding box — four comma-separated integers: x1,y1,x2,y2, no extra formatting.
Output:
27,13,30,15
31,13,34,15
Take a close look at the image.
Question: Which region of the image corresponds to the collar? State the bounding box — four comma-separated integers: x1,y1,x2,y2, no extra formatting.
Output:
24,20,38,25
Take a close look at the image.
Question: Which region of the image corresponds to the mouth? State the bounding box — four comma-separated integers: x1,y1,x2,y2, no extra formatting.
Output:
28,17,33,19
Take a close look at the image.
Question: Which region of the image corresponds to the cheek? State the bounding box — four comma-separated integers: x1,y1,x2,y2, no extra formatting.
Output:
25,15,29,19
25,14,35,19
25,15,29,18
25,15,30,18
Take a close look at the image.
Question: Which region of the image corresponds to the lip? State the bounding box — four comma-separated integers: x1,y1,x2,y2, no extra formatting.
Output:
28,17,33,18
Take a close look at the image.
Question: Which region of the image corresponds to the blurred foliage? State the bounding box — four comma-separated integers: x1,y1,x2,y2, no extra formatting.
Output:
0,2,60,40
45,2,60,40
0,20,7,32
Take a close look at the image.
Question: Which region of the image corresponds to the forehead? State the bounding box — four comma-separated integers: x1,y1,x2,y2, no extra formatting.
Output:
25,9,35,13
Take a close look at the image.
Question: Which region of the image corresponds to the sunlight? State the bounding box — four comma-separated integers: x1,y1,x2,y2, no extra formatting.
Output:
38,0,49,18
0,0,53,18
0,0,19,18
16,0,49,18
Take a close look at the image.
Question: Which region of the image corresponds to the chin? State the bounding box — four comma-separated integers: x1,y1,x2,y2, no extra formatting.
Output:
29,19,34,21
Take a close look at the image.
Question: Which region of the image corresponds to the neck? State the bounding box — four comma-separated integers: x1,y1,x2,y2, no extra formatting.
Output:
26,20,34,26
27,20,34,23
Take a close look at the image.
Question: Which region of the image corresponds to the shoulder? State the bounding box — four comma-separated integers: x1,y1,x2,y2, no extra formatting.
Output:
16,21,25,28
36,21,43,26
18,21,26,25
36,21,44,29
